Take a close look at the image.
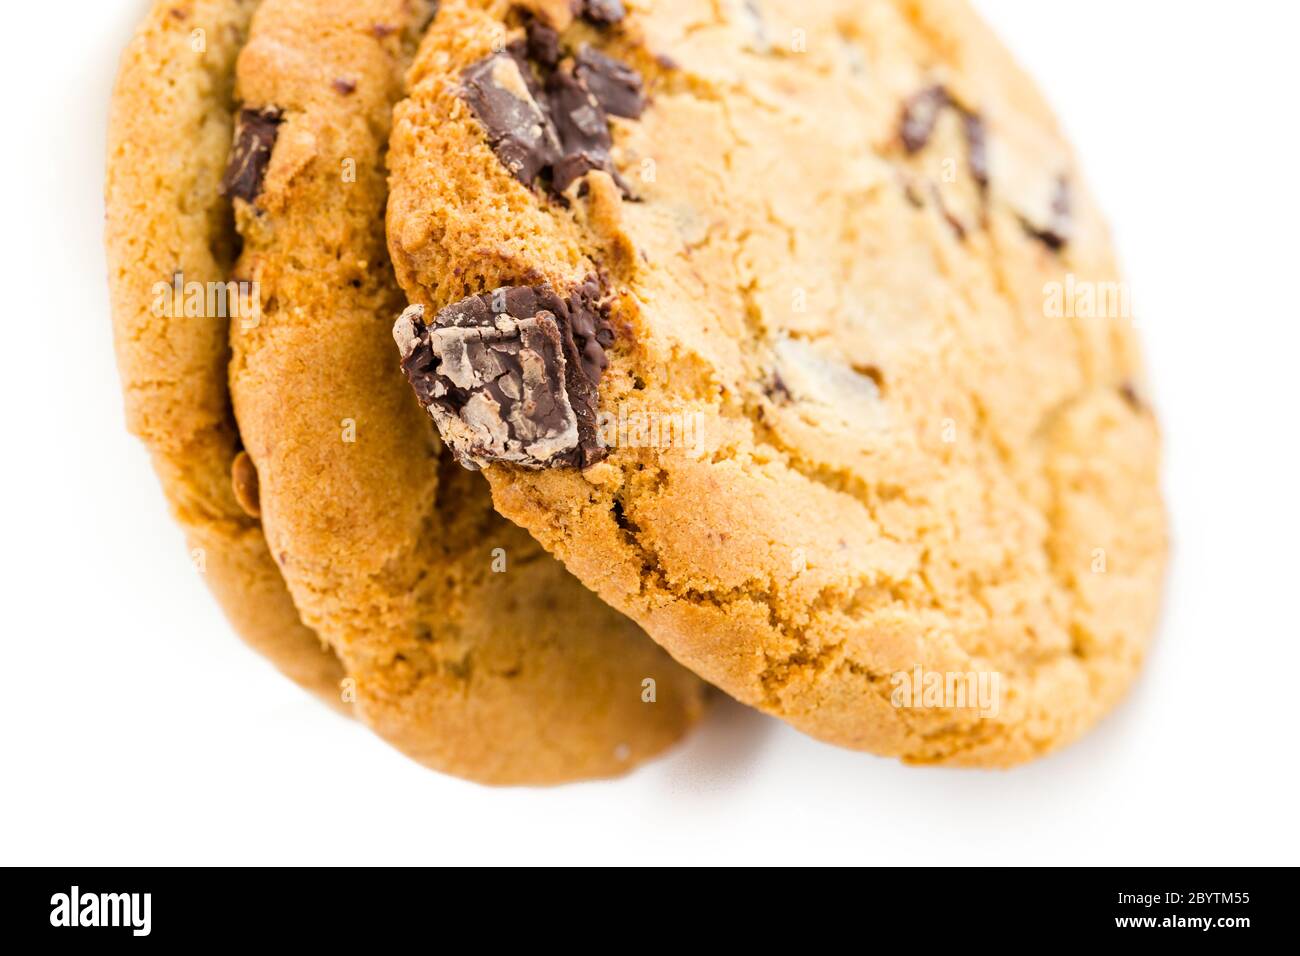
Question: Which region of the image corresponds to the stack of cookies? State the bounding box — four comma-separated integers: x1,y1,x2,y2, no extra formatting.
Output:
106,0,1167,784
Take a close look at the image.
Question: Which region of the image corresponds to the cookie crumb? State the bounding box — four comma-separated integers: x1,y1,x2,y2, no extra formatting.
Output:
582,461,621,487
231,451,261,518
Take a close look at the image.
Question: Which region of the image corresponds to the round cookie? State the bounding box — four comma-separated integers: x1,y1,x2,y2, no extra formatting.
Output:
106,0,345,711
387,0,1168,766
226,0,707,783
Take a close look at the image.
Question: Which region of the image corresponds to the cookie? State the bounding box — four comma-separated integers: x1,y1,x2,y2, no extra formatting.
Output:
106,0,345,710
225,0,707,783
387,0,1168,766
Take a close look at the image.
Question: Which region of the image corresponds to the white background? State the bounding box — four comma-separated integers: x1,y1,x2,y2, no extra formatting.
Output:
1,1,1297,866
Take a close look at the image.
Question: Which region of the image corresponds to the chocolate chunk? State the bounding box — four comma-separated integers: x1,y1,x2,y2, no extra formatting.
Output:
546,63,638,193
901,86,990,190
461,40,644,196
1119,380,1145,411
764,370,791,404
575,46,645,118
526,20,561,69
546,66,615,193
332,77,357,95
462,53,563,188
550,153,603,195
394,280,614,470
503,38,547,97
963,112,989,190
900,86,949,153
581,0,626,26
547,68,612,149
221,108,282,203
1023,176,1072,250
565,275,616,383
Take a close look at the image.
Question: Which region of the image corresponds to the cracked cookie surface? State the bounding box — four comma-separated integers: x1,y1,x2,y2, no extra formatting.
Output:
388,0,1168,766
225,0,706,784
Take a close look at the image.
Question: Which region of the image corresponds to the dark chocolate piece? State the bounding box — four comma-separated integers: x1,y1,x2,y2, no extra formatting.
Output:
582,0,627,26
547,67,613,150
461,37,644,196
900,85,949,153
526,19,561,69
962,112,989,190
220,108,282,203
551,153,605,194
900,85,990,190
394,280,613,470
575,46,646,118
546,66,616,193
764,370,791,404
462,53,563,188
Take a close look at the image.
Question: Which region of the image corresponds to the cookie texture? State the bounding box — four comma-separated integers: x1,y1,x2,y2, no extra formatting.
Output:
226,0,707,783
106,0,345,709
388,0,1168,765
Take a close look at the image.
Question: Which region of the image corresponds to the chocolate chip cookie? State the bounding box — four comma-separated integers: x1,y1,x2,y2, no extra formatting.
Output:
107,0,345,709
222,0,707,783
387,0,1168,766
